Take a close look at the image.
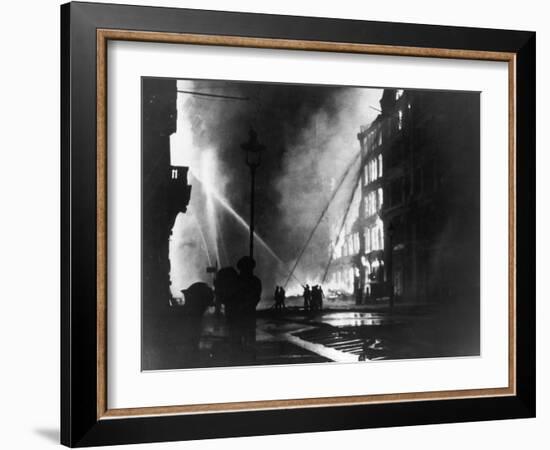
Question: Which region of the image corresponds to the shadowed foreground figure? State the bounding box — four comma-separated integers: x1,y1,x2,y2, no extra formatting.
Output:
176,282,214,359
180,282,214,316
143,281,213,370
215,257,262,363
214,267,239,318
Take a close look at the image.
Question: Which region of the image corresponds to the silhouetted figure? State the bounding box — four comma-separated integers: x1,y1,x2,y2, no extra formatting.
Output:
220,256,262,363
311,285,318,311
311,285,324,311
354,277,363,305
214,267,239,319
236,256,262,314
180,282,214,316
174,282,214,362
274,286,286,311
274,286,284,311
302,284,311,311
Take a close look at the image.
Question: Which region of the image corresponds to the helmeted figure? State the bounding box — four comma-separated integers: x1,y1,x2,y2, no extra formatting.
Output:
311,285,324,311
216,256,261,363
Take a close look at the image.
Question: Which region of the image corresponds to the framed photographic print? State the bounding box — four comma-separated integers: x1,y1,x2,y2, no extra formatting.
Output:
61,1,535,447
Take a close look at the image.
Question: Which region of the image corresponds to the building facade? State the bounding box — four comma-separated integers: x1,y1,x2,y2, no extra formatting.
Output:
357,113,387,301
329,87,480,305
142,78,192,313
377,87,480,304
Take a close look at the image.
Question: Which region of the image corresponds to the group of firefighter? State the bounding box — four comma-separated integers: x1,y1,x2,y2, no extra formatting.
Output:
302,284,324,311
272,283,324,312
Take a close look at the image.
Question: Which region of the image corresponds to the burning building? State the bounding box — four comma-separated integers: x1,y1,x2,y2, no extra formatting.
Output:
328,87,480,305
357,113,386,302
326,187,361,298
325,97,388,304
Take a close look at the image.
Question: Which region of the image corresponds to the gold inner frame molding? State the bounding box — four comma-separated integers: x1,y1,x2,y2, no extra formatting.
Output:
96,28,517,420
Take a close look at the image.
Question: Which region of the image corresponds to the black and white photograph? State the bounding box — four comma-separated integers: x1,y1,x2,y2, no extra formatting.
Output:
141,78,480,371
0,0,542,447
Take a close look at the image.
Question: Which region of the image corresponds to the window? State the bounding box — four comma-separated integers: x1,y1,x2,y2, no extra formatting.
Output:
370,191,377,216
377,187,383,210
395,89,404,100
398,110,403,130
353,233,360,254
365,227,371,253
370,228,375,251
378,132,383,146
366,221,385,252
370,159,378,182
369,161,373,182
171,169,178,179
378,154,383,177
370,192,374,213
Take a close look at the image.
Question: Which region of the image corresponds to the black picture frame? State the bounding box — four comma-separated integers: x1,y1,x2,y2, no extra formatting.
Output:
61,1,535,447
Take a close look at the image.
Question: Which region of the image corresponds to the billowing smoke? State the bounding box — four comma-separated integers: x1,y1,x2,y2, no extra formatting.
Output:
169,79,382,306
275,88,382,296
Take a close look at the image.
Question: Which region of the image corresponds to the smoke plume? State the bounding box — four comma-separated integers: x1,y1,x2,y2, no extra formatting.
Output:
169,79,382,305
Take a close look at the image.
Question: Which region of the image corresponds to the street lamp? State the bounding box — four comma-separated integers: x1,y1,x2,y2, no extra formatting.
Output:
241,129,265,259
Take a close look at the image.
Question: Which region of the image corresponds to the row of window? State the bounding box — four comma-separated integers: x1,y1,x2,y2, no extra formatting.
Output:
364,154,383,185
363,103,408,156
364,187,384,218
365,222,384,254
364,129,383,153
331,218,385,260
333,231,361,259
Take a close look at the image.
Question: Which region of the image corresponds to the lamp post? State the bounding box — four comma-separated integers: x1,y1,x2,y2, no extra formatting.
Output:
241,129,265,259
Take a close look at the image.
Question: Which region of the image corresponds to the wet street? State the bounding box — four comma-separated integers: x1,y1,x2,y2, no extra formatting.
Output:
173,296,481,369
